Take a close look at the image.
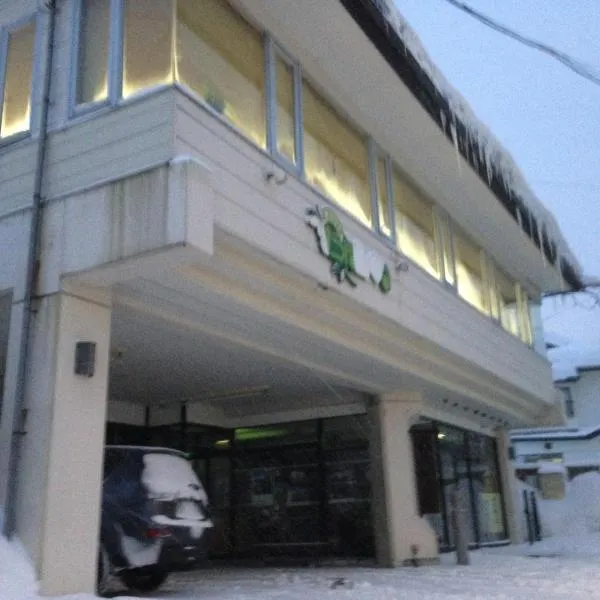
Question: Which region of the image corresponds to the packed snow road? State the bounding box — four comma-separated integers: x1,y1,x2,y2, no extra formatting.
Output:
116,549,600,599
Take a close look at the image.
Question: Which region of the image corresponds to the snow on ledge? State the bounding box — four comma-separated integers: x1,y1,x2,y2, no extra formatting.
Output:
375,0,581,279
537,462,567,475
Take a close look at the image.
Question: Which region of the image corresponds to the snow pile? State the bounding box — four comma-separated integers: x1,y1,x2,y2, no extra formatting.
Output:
375,0,581,278
0,536,37,600
538,462,567,475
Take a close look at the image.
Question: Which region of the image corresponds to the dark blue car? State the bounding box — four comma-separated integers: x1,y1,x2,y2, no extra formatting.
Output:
98,446,213,595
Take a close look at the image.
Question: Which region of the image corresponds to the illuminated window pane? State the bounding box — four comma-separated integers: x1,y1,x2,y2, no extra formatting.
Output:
495,269,520,337
275,55,295,163
303,80,371,227
123,0,174,98
519,289,533,345
76,0,110,104
454,232,488,314
376,157,391,236
1,22,35,138
438,216,455,286
393,169,439,277
176,0,266,148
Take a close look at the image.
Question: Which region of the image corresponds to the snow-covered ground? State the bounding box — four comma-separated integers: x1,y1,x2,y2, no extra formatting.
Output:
5,534,600,600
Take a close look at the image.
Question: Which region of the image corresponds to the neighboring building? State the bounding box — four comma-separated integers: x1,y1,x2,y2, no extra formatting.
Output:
513,345,600,485
0,0,581,595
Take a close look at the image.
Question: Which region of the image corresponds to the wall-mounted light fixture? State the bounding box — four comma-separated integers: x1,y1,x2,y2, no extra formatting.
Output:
74,341,96,377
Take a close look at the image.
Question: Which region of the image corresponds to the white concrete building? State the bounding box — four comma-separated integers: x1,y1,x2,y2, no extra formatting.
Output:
513,345,600,483
0,0,581,595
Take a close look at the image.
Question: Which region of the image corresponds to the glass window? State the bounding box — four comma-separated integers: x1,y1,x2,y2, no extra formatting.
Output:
176,0,266,148
454,232,488,314
375,156,392,237
122,0,174,98
437,214,455,287
303,79,371,226
519,288,534,346
495,268,520,337
1,21,36,139
468,433,507,543
393,169,439,278
274,53,296,163
76,0,110,105
562,387,575,418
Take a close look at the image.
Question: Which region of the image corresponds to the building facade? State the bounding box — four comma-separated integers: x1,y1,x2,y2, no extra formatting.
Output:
0,0,581,595
513,346,600,483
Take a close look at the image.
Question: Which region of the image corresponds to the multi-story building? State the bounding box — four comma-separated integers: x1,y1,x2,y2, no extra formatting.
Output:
0,0,581,594
513,343,600,482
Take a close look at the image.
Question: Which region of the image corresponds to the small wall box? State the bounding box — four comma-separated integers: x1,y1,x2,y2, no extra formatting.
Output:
75,341,96,377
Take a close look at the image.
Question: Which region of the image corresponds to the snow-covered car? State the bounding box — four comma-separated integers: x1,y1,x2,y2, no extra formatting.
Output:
98,446,213,595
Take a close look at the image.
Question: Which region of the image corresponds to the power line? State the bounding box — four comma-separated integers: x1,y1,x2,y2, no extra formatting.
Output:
440,0,600,88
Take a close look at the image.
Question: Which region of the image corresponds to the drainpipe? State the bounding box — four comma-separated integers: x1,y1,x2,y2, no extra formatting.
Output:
3,0,57,538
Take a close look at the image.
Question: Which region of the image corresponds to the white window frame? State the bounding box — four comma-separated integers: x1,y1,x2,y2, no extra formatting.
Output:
69,0,125,118
0,14,39,143
368,142,395,241
265,35,303,176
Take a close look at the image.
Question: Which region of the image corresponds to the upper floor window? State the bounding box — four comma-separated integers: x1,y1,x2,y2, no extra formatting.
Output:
495,267,521,337
1,20,36,139
303,79,371,227
562,387,575,418
453,231,488,314
176,0,266,148
75,0,110,106
392,169,439,278
123,0,174,98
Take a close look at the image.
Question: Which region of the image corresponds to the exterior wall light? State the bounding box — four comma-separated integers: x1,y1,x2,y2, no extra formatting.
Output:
74,341,96,377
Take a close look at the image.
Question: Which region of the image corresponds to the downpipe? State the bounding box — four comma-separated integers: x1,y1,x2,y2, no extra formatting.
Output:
3,0,57,538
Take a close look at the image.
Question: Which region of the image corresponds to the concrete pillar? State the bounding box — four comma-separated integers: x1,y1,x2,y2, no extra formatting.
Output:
496,428,520,545
2,290,111,595
369,392,438,567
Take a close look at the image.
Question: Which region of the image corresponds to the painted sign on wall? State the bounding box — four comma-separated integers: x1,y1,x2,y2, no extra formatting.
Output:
306,206,391,293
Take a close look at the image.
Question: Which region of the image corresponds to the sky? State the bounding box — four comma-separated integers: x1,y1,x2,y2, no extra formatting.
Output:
393,0,600,349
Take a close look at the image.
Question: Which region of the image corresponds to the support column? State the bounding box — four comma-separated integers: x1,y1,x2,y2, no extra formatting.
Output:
4,290,111,595
496,428,520,545
369,392,438,567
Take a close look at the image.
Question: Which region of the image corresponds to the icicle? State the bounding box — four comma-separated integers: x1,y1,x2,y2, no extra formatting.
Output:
450,120,462,176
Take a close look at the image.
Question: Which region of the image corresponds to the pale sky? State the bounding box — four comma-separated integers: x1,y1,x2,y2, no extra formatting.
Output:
394,0,600,348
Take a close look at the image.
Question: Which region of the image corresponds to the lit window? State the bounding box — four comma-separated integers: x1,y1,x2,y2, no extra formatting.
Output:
75,0,110,105
1,21,36,139
303,79,371,226
123,0,174,98
176,0,266,148
393,169,439,278
518,288,534,345
375,155,392,237
454,232,488,314
495,268,520,337
437,214,456,287
274,53,296,164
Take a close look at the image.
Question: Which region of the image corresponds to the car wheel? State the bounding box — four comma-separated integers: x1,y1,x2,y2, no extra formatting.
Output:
118,568,169,593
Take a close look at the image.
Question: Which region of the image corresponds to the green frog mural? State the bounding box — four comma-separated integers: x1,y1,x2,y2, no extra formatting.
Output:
306,206,391,294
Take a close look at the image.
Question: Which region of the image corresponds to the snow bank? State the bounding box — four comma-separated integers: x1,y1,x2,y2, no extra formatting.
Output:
537,462,566,475
0,536,37,600
375,0,581,278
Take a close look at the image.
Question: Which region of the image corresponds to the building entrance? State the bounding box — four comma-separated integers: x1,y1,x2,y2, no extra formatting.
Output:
106,413,374,561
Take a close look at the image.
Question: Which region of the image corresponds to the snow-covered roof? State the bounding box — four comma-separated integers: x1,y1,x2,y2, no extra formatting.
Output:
369,0,582,287
548,345,600,382
512,424,600,441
